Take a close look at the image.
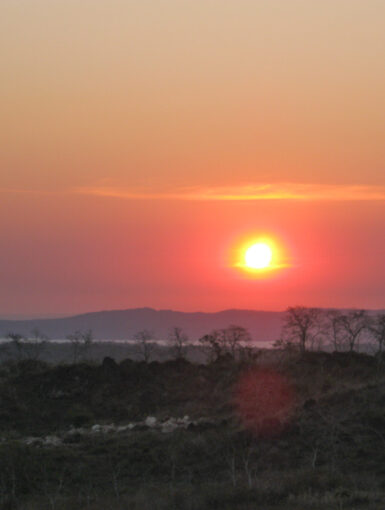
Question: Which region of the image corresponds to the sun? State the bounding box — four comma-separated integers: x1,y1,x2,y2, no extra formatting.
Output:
231,235,289,276
244,242,273,269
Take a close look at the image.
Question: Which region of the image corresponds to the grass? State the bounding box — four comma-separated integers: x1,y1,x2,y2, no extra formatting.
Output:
0,350,383,509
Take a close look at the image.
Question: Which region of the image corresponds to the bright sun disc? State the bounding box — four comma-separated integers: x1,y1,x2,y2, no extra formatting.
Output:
245,242,273,269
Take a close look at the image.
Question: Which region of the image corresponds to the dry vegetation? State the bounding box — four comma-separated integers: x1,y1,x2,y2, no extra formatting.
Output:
0,345,383,509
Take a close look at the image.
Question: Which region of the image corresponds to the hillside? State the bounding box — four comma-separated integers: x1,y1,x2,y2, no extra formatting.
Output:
0,307,284,342
0,351,384,509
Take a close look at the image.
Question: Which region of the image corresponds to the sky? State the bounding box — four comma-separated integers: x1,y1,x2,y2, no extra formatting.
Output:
0,0,384,317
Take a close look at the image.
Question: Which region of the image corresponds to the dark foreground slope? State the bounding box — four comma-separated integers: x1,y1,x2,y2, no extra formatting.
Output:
0,351,384,510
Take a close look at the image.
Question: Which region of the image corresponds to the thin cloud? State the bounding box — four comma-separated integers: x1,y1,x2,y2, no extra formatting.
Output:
74,183,385,202
0,188,46,194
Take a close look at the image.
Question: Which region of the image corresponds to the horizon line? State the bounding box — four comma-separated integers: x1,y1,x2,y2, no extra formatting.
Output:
1,304,384,322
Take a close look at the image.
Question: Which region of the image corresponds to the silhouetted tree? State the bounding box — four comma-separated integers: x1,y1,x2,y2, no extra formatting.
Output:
168,327,188,360
67,330,93,363
134,329,155,362
199,325,252,361
326,310,345,351
367,313,385,355
6,332,26,361
223,325,252,357
280,306,324,353
23,328,48,361
199,330,226,362
336,310,368,352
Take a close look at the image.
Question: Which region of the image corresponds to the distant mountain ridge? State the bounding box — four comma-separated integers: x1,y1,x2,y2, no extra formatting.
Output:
0,307,285,343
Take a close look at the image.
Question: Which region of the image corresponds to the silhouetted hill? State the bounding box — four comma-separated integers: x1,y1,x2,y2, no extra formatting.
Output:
0,308,284,342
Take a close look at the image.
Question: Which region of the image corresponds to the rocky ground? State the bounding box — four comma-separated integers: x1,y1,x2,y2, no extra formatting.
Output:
0,351,383,509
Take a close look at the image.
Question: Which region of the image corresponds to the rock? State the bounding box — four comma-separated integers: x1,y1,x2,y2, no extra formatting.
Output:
101,424,115,433
67,427,86,435
161,423,177,433
24,437,43,446
145,416,157,427
44,436,61,446
116,425,129,432
175,415,191,427
131,423,148,431
161,419,178,433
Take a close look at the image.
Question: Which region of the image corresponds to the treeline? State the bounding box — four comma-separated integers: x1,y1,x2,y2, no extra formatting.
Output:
1,307,384,365
274,307,385,355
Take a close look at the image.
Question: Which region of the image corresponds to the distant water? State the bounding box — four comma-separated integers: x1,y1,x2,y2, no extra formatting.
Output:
0,338,377,354
0,337,275,348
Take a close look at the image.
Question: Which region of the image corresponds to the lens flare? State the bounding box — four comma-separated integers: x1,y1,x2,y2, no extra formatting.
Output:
235,368,295,437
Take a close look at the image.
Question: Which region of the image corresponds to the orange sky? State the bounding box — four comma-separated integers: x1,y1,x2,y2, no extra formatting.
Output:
0,1,384,316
